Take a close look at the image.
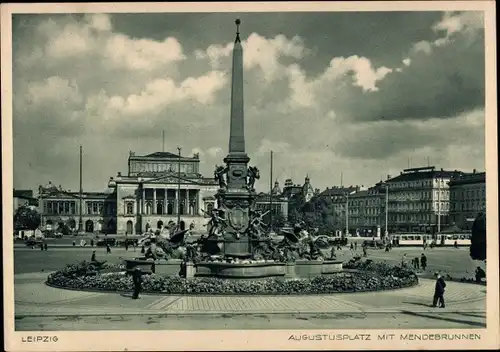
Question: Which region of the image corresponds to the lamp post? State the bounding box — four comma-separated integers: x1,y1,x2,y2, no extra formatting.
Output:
345,192,349,237
177,147,181,230
385,184,389,239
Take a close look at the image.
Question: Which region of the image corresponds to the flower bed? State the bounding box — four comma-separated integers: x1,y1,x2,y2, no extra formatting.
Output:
46,260,417,295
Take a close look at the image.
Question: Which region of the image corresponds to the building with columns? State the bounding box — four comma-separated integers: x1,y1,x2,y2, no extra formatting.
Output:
109,151,218,234
38,151,219,235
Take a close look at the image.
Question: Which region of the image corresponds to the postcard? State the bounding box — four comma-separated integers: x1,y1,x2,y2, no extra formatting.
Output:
2,1,498,351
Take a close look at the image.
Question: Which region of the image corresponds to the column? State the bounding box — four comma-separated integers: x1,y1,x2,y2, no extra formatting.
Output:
142,188,145,214
174,189,179,215
153,188,157,214
197,190,201,216
163,188,167,216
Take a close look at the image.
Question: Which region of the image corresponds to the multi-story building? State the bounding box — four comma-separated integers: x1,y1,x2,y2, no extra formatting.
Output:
385,166,463,233
448,170,486,230
38,182,116,233
13,189,38,213
38,151,219,235
348,183,385,236
255,181,289,225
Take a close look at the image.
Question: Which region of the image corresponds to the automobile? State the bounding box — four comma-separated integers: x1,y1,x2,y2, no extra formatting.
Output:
96,238,117,247
24,238,43,247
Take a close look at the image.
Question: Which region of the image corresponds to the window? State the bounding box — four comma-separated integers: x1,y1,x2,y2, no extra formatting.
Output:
126,202,134,215
93,202,98,214
98,202,103,214
70,202,76,214
87,202,92,214
47,202,52,214
64,202,69,214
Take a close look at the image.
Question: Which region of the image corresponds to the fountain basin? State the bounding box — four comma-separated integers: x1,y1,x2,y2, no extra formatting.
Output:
195,261,286,278
124,258,182,276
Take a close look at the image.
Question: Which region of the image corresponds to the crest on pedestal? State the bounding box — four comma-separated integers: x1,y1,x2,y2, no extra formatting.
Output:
227,207,249,233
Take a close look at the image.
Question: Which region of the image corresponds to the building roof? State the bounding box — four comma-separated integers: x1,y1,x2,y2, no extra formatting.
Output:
386,166,461,183
13,189,34,199
351,190,369,198
449,171,485,186
318,186,359,197
145,152,182,158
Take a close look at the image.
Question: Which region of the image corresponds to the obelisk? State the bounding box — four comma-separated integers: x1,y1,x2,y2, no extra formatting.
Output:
228,18,246,155
218,19,254,257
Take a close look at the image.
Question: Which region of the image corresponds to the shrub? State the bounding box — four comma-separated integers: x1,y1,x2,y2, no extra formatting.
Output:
47,260,418,295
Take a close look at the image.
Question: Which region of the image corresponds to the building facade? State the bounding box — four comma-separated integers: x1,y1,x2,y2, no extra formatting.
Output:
110,151,218,234
348,183,385,236
38,182,116,233
385,166,463,233
38,151,220,235
448,170,486,230
13,189,38,213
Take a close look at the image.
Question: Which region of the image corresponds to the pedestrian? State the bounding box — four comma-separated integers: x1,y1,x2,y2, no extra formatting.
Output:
133,241,136,252
420,253,427,271
454,240,458,249
40,243,44,251
72,240,76,247
432,272,446,308
125,241,129,251
350,243,354,251
141,245,145,254
132,267,143,299
414,257,420,270
475,266,486,284
354,242,357,251
44,243,48,251
90,239,94,247
401,253,408,267
91,250,97,262
106,243,111,254
363,247,367,257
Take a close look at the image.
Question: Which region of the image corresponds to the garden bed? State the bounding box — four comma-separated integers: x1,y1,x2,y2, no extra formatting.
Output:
46,260,418,295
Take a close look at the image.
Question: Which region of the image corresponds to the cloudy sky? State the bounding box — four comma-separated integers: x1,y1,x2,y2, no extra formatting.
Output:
12,10,486,194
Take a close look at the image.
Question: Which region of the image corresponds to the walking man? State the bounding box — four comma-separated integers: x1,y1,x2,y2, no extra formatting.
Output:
132,267,143,299
414,257,420,270
354,242,357,251
420,253,427,271
106,243,111,254
432,272,446,308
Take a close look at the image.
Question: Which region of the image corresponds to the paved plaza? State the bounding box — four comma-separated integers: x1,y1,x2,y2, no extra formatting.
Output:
13,246,486,330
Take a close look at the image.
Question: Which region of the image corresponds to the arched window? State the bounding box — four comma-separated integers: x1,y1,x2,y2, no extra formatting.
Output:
157,202,163,215
146,202,152,215
167,202,174,215
126,220,133,234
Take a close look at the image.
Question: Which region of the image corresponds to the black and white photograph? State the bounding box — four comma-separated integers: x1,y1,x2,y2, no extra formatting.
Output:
2,1,498,351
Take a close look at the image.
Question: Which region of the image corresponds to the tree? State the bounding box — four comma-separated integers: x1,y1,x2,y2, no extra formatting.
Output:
14,206,41,231
470,212,486,261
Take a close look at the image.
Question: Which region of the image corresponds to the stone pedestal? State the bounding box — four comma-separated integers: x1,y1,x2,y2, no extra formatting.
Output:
185,262,195,278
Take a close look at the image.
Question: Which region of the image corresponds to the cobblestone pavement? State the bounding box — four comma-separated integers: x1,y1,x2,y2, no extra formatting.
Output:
14,272,485,317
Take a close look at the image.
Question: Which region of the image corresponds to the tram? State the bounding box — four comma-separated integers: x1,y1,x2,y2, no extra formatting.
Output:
390,232,471,247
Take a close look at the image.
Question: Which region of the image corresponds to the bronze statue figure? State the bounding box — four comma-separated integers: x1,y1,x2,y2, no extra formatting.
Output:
214,165,228,188
203,208,227,238
247,166,260,190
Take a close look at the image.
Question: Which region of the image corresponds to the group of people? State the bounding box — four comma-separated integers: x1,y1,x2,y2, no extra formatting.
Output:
411,253,428,270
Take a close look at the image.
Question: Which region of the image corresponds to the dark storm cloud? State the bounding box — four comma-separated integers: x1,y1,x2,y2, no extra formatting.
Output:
334,28,485,122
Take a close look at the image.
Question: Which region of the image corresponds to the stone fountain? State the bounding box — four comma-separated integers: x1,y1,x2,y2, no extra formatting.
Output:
125,19,342,279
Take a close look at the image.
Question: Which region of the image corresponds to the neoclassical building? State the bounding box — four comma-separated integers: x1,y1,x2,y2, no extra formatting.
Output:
38,151,219,235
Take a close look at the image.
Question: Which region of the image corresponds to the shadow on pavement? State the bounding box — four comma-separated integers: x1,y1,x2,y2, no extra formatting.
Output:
400,310,486,328
456,312,486,319
402,301,433,307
